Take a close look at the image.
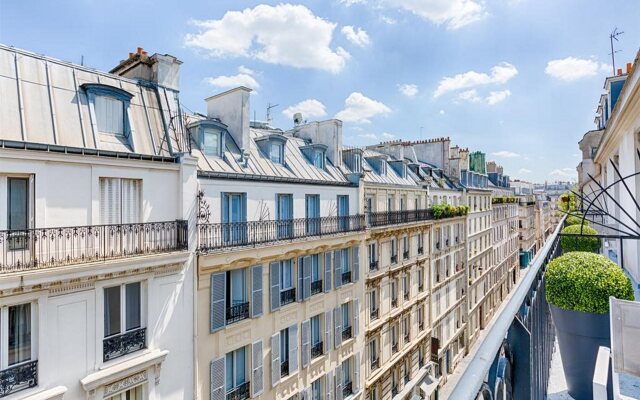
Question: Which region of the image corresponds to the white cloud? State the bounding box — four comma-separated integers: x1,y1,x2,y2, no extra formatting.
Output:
545,57,608,82
439,109,445,115
185,4,350,73
385,0,486,29
206,66,260,91
341,26,371,47
492,150,520,158
518,168,532,174
335,92,391,123
358,132,378,140
486,89,511,105
434,62,518,98
457,89,481,103
549,168,576,178
340,0,366,6
381,132,396,139
398,83,419,97
282,99,327,119
380,15,397,24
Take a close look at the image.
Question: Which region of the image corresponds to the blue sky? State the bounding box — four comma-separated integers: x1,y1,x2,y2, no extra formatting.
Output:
1,0,639,183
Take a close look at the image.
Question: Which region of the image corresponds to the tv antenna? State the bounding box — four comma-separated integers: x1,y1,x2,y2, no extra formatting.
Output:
266,103,279,125
609,27,624,75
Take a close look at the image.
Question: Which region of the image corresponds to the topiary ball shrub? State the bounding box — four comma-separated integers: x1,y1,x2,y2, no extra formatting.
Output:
565,214,589,227
560,224,600,252
546,252,634,314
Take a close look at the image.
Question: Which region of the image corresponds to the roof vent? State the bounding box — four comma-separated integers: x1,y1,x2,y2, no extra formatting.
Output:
293,113,303,126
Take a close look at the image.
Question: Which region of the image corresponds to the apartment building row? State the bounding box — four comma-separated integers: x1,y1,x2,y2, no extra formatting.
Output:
0,44,536,400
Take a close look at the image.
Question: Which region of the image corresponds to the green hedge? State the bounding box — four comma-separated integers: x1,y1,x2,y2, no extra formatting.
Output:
565,214,589,227
560,224,600,252
431,204,469,219
546,252,634,314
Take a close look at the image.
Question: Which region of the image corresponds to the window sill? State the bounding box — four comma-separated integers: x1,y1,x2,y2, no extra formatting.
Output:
9,386,67,400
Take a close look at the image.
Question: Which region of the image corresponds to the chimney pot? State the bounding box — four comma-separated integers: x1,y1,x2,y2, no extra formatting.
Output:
627,63,632,74
129,52,134,59
137,47,143,55
617,68,623,76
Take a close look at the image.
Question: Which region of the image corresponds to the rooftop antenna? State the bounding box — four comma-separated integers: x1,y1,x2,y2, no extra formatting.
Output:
266,103,279,125
609,27,624,75
81,55,84,66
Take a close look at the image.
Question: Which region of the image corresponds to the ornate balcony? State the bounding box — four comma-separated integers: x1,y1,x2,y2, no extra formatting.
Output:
226,302,250,324
0,220,188,273
367,209,434,228
342,381,353,397
280,288,296,306
103,327,146,362
311,280,323,295
369,260,379,271
0,360,38,398
341,271,352,285
370,308,379,320
311,342,323,359
342,326,353,340
227,381,250,400
198,215,365,253
281,360,289,377
391,254,398,264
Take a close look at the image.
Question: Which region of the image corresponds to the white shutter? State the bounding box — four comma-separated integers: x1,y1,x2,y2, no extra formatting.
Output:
100,177,121,225
210,273,226,332
301,319,311,368
353,352,361,393
270,262,281,312
289,324,299,374
271,332,281,387
210,356,225,400
252,340,264,397
334,306,342,349
121,178,141,224
251,265,263,318
303,255,312,300
324,251,332,293
324,310,332,354
326,370,334,400
335,365,343,400
353,299,360,337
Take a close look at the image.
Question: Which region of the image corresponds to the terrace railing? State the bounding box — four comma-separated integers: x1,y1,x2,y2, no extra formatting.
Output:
0,220,188,273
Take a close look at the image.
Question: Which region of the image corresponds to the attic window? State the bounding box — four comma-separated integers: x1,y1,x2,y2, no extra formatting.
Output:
203,129,221,157
270,142,284,164
379,161,387,176
96,96,124,136
313,149,325,169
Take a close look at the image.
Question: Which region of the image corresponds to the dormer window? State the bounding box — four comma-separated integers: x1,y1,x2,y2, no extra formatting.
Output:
96,96,124,136
188,119,227,158
203,129,222,157
81,83,134,149
352,153,362,173
379,162,387,176
313,150,325,169
270,142,284,164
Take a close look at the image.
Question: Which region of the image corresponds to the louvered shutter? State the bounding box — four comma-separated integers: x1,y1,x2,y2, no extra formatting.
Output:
270,262,281,312
303,255,312,300
326,370,334,400
353,352,361,393
271,332,281,387
335,365,343,400
334,306,342,349
353,299,360,337
301,319,311,368
289,324,299,374
324,310,332,354
210,272,226,332
251,265,263,318
100,177,121,225
297,258,304,302
382,328,389,363
252,340,264,397
121,178,141,224
324,251,332,293
210,356,225,400
334,250,342,289
351,246,360,282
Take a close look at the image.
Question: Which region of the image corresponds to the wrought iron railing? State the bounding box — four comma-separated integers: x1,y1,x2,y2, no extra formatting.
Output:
311,342,323,359
371,357,379,370
311,280,323,295
403,250,409,260
369,260,379,271
342,326,353,340
392,385,398,397
226,381,250,400
368,209,434,227
103,327,146,361
0,360,37,398
342,381,353,397
280,288,296,306
341,271,352,285
391,254,398,264
198,215,365,252
418,246,424,255
0,220,188,273
370,308,379,320
281,360,289,377
226,302,250,324
391,297,398,308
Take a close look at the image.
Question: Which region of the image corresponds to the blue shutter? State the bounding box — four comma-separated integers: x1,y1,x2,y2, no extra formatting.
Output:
353,299,360,337
210,273,226,332
303,255,312,300
251,265,263,318
334,306,342,349
271,332,281,387
297,257,304,302
324,310,332,354
210,356,225,400
289,324,299,374
334,250,342,289
301,319,311,368
252,340,264,396
270,262,281,312
324,251,332,293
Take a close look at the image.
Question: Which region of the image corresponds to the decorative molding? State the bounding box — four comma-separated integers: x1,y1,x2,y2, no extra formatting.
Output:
225,328,252,347
48,280,95,296
103,371,147,396
280,310,298,325
197,189,211,223
309,299,325,314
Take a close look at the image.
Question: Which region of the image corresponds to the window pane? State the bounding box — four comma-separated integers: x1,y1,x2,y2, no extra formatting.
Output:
280,329,288,362
230,269,246,304
104,286,121,336
342,303,349,328
96,96,124,135
8,178,28,231
236,347,246,385
126,282,141,330
280,261,292,289
226,353,234,390
311,255,320,281
8,303,31,365
270,143,283,163
203,129,220,156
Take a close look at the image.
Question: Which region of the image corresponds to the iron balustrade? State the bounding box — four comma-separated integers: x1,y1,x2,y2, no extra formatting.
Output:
226,302,250,324
198,215,365,252
370,308,379,320
310,280,323,295
342,326,353,340
226,381,250,400
342,381,353,397
418,247,424,255
392,386,398,397
369,260,379,271
392,343,398,353
103,327,146,362
404,291,409,300
280,288,296,306
371,357,379,370
311,342,323,359
368,209,434,227
403,250,409,260
341,271,352,285
0,220,188,273
390,254,398,264
0,360,37,398
281,360,289,377
404,374,410,384
391,298,398,308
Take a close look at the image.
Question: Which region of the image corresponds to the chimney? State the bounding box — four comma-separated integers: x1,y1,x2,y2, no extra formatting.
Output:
627,63,632,74
617,68,623,76
110,47,182,91
291,119,343,167
206,87,252,151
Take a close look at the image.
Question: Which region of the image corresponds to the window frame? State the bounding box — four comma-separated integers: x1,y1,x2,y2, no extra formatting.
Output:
103,281,144,339
82,83,134,147
0,301,37,369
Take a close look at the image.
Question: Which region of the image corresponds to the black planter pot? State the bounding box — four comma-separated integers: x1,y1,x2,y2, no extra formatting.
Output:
550,305,612,400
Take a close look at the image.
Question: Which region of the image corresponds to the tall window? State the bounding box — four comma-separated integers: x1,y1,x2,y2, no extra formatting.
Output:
96,95,124,136
225,347,247,392
222,193,247,243
7,178,28,231
337,195,349,231
270,142,284,164
310,255,321,283
311,378,322,400
100,178,141,224
227,269,247,306
277,194,293,238
280,328,290,376
6,303,32,366
390,238,397,263
387,196,394,212
306,194,320,234
368,242,377,269
203,129,222,157
313,150,325,169
104,282,142,338
311,315,321,349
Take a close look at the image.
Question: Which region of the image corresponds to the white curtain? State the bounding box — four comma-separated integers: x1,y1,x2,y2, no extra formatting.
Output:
8,303,31,365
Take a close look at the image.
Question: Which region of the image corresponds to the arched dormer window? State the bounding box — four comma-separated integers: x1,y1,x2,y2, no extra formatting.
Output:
255,134,288,165
81,84,134,149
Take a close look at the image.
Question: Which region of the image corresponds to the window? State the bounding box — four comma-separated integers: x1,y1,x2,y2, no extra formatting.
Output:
4,303,33,367
306,195,320,235
403,274,409,300
313,150,325,169
342,302,352,340
368,242,378,270
280,260,295,306
403,236,409,259
105,386,143,400
277,194,293,238
226,347,247,393
369,338,379,369
387,196,394,212
280,328,290,377
203,128,222,156
365,197,374,215
96,95,124,136
311,378,322,400
403,315,410,342
311,315,322,358
390,238,397,264
100,178,141,224
227,268,248,316
104,282,142,338
7,178,28,231
390,280,397,307
352,153,362,173
341,358,352,393
337,195,349,231
369,290,378,319
270,142,284,164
